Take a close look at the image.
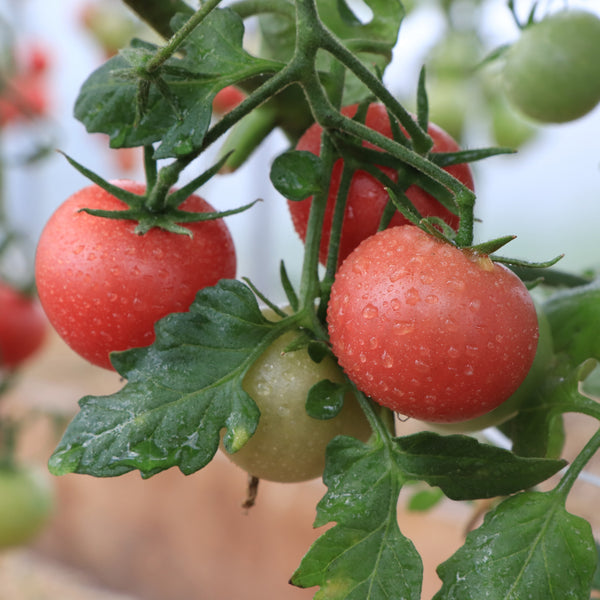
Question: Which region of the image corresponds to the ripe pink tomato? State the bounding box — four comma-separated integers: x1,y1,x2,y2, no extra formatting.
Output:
0,282,47,370
212,86,246,115
327,225,539,423
35,181,236,370
287,103,474,266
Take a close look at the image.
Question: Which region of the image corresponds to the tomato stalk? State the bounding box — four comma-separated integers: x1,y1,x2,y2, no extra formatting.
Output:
143,0,224,74
554,425,600,501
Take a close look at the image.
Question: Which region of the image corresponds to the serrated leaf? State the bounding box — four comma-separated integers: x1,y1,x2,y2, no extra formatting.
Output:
259,1,404,105
292,436,422,599
270,150,325,201
394,431,565,500
434,490,597,599
316,0,405,104
74,9,279,158
48,280,282,479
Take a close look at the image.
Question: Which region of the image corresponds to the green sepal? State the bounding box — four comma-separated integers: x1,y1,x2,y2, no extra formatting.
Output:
491,253,564,269
466,235,517,256
431,146,516,167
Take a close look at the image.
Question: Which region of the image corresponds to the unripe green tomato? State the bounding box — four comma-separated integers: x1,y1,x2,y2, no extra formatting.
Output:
543,279,600,367
222,329,372,482
502,10,600,123
433,306,553,433
426,77,469,142
0,465,55,549
489,96,537,150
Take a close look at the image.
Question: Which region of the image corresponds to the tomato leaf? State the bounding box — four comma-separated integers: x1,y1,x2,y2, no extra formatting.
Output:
270,150,325,201
291,435,423,599
394,431,565,500
74,9,279,159
501,360,597,458
306,379,346,419
259,1,404,105
434,490,597,599
47,280,281,479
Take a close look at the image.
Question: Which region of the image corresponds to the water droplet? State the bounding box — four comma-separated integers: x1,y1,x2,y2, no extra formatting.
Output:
464,365,474,376
359,353,367,363
369,337,378,349
425,294,438,304
414,359,430,373
469,299,481,312
277,406,290,417
465,345,478,357
391,298,402,311
420,274,434,285
405,288,420,306
382,352,394,369
362,304,379,319
393,321,415,336
448,346,460,359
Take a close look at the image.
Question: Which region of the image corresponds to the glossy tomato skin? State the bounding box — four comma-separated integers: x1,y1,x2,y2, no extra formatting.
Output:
0,282,47,370
327,225,539,423
287,103,474,266
35,181,236,370
433,306,553,432
222,328,372,483
502,10,600,123
212,86,246,115
0,465,55,549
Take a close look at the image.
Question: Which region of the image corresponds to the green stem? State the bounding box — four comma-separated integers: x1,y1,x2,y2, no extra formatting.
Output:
229,0,295,19
554,426,600,501
146,0,224,73
122,0,194,39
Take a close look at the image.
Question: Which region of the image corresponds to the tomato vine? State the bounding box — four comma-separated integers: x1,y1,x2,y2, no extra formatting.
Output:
32,0,600,598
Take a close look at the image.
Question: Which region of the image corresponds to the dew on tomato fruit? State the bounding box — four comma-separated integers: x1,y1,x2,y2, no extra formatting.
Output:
277,406,290,417
369,337,378,349
389,269,406,283
362,304,379,319
425,294,438,304
465,345,478,357
405,288,420,306
359,353,367,363
382,353,394,369
469,299,481,312
414,360,430,373
464,364,474,376
447,346,460,359
393,321,415,336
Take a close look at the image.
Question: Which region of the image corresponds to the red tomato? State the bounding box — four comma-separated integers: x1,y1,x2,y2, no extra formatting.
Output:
0,282,47,370
327,225,538,423
212,86,246,115
287,103,474,266
35,181,236,370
